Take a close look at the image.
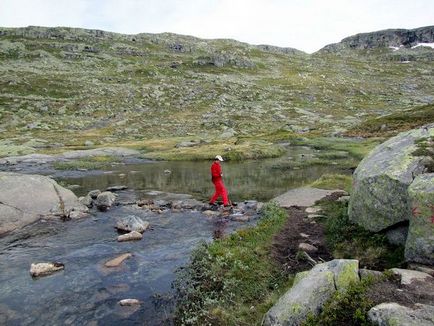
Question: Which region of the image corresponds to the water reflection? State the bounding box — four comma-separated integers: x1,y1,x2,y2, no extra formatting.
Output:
61,147,350,202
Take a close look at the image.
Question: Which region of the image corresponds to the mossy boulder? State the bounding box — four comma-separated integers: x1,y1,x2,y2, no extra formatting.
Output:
406,173,434,264
349,125,433,232
263,259,359,326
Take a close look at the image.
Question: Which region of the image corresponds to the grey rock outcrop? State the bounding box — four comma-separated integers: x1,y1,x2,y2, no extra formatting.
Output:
263,259,359,326
0,172,88,234
368,303,434,326
321,26,434,52
349,124,434,263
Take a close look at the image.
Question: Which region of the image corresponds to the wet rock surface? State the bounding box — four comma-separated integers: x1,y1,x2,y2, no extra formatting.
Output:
104,253,132,268
95,191,117,211
117,231,143,242
116,215,150,233
30,262,65,277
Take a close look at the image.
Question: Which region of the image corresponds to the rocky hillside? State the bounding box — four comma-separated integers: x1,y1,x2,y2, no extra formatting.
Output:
322,26,434,50
0,25,433,154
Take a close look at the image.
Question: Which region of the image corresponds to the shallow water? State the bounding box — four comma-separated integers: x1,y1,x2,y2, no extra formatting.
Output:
0,148,351,325
0,203,248,325
59,146,348,202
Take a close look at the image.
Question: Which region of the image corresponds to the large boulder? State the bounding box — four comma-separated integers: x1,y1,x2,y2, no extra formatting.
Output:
349,125,433,232
406,174,434,265
263,259,359,326
0,172,88,234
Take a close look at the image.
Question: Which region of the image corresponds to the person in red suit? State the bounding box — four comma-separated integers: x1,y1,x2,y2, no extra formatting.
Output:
209,155,230,206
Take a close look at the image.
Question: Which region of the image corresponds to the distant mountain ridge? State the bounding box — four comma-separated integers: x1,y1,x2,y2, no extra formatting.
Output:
321,26,434,52
0,25,304,55
1,25,434,54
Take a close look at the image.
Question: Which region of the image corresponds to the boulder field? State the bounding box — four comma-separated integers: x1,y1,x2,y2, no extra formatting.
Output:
349,124,434,264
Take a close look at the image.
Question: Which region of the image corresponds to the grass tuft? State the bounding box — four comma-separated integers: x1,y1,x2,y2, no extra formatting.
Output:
310,174,353,193
173,202,292,325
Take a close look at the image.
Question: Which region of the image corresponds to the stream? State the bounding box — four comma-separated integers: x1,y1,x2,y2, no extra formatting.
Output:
0,146,351,325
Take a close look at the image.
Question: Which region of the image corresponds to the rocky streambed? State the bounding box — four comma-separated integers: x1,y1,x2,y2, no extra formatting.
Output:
0,187,262,325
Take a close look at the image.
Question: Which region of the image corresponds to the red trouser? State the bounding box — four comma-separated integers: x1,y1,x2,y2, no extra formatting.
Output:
210,179,229,206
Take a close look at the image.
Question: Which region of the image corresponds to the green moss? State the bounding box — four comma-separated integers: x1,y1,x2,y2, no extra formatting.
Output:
52,155,120,170
302,277,376,326
335,261,359,291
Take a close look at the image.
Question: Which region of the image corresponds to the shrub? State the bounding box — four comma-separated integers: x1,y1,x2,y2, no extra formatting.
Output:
303,278,377,326
319,200,404,270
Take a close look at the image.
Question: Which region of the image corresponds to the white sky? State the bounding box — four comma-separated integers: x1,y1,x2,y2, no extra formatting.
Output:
0,0,433,53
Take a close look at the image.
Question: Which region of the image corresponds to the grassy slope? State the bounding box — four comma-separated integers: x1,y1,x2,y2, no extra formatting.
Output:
345,103,434,137
1,27,433,159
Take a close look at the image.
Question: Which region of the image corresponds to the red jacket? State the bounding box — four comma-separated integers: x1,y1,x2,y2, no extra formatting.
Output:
211,161,222,181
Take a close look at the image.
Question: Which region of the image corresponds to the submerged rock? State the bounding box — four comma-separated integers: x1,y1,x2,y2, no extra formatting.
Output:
119,299,140,306
0,172,88,235
116,215,149,233
104,253,132,268
117,231,142,242
368,302,434,326
106,185,128,192
30,262,64,277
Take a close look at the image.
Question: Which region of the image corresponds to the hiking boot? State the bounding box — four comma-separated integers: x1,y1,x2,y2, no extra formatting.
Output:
209,203,219,211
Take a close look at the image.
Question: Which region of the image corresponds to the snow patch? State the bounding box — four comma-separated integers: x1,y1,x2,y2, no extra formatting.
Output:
389,45,403,51
411,43,434,49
